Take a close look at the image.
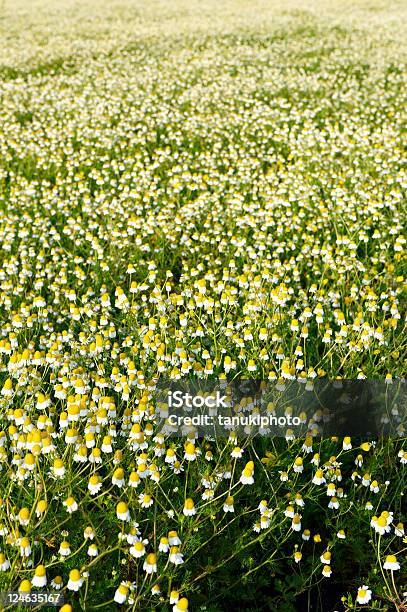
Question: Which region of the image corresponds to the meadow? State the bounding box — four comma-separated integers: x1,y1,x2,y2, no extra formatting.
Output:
0,0,406,610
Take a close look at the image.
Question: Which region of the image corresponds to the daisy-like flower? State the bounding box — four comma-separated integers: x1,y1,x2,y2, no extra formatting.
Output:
139,494,153,508
19,580,32,593
301,437,313,453
285,505,295,518
231,446,243,458
18,507,30,526
312,469,325,485
168,531,181,546
165,448,177,464
126,525,141,545
398,450,407,464
88,474,102,495
19,537,31,557
320,551,331,565
326,483,336,497
172,461,184,475
52,458,65,477
0,553,10,571
291,514,302,531
356,585,372,604
294,551,302,563
169,546,184,565
202,488,214,501
67,569,83,591
35,500,48,517
101,436,113,453
59,541,71,556
383,555,400,570
130,540,146,558
371,515,391,535
311,453,320,466
63,496,78,513
84,527,95,540
1,378,13,397
240,461,254,484
51,576,63,590
87,544,98,557
114,583,129,604
302,530,310,541
32,565,47,587
260,515,270,529
294,493,304,507
223,495,234,512
322,565,332,577
183,498,196,516
173,597,189,612
116,501,130,521
159,536,169,552
184,443,196,461
128,472,141,488
394,523,404,537
342,436,352,450
112,468,125,488
143,553,157,574
328,497,339,510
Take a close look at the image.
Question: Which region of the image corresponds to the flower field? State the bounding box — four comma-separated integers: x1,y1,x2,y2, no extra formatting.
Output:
0,0,406,610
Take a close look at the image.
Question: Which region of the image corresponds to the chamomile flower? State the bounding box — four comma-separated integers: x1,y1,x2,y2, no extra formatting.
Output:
356,585,372,605
0,553,10,571
143,553,157,574
169,546,184,565
320,551,331,565
114,583,129,604
67,569,83,591
19,537,31,557
88,474,102,495
291,514,302,531
173,597,189,612
87,544,98,557
51,576,63,590
184,443,196,461
63,497,78,513
116,501,130,521
130,540,146,558
240,461,254,485
139,494,153,508
59,541,71,556
183,498,196,516
383,555,400,570
32,565,47,587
